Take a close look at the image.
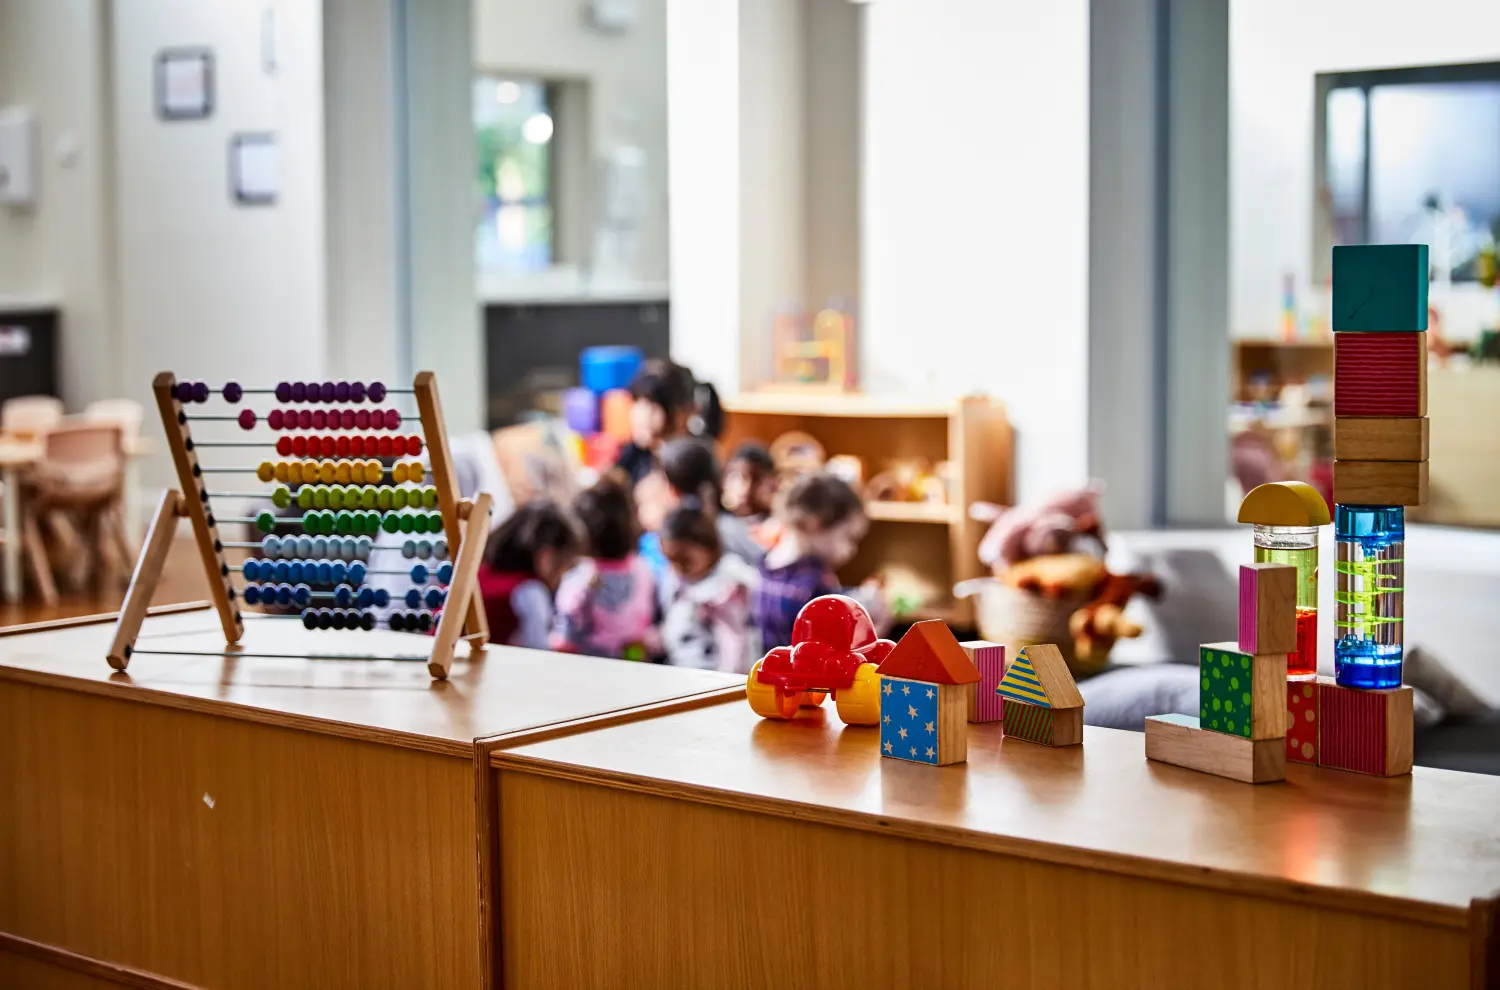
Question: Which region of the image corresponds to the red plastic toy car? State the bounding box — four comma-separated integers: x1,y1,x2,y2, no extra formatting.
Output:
746,595,894,725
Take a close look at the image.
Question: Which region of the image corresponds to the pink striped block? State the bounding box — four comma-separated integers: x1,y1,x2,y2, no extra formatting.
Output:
1238,562,1297,655
961,641,1007,723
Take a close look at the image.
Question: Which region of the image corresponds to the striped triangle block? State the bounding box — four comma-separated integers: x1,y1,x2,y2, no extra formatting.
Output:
996,649,1049,707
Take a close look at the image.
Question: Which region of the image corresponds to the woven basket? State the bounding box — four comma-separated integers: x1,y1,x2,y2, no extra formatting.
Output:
954,578,1108,678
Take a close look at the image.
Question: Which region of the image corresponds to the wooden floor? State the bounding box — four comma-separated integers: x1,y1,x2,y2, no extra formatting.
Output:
0,536,229,629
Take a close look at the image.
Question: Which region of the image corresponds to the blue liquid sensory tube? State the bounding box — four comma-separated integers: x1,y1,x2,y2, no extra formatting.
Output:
1334,504,1405,689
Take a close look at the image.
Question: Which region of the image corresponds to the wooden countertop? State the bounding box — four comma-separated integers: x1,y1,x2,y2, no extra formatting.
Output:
0,607,741,758
494,701,1500,928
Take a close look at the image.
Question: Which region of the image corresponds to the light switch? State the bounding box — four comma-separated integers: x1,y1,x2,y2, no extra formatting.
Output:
0,106,38,205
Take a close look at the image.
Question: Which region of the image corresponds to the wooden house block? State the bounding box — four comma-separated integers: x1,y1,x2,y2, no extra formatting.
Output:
960,640,1006,723
1199,643,1289,741
1145,714,1286,783
877,621,981,766
1333,459,1429,507
1238,563,1297,656
1334,332,1427,417
1317,680,1413,777
996,644,1084,747
1334,416,1428,462
1332,244,1429,332
1286,680,1319,765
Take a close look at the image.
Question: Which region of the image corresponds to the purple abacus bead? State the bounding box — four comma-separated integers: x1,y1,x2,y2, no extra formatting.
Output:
355,409,371,430
350,381,366,403
368,381,387,402
312,409,328,430
335,380,350,402
275,381,292,403
237,409,257,430
291,381,306,402
337,409,353,430
223,381,243,403
321,381,336,403
191,381,210,403
268,408,284,430
175,381,194,402
383,409,401,430
297,409,313,429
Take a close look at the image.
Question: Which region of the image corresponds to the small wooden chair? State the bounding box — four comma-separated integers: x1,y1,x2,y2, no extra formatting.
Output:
26,422,131,597
1,394,64,439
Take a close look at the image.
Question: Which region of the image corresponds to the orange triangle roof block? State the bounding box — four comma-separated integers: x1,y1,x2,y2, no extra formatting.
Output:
877,620,981,685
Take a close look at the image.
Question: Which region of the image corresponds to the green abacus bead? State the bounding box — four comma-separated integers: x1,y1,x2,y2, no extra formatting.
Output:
382,513,400,534
425,512,442,534
297,486,314,509
271,485,291,509
361,511,379,534
392,488,408,510
398,513,416,534
333,510,350,534
255,511,276,533
421,488,438,510
360,487,377,510
377,489,392,511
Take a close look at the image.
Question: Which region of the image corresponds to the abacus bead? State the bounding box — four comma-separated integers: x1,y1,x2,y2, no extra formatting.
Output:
295,536,314,557
407,436,423,456
276,583,294,606
351,381,366,402
378,436,394,459
405,589,420,609
314,461,331,484
271,485,291,509
223,381,243,403
391,488,407,510
294,486,309,509
365,459,382,481
373,588,390,608
334,381,350,402
383,409,401,430
349,437,365,459
243,559,259,581
335,435,350,458
317,608,333,630
416,610,433,632
314,559,331,583
415,540,432,560
437,562,453,583
308,487,324,509
366,511,382,534
292,435,308,457
257,461,275,483
287,560,303,582
297,409,313,429
276,436,293,457
294,584,312,606
380,503,398,527
311,536,329,558
322,381,337,403
360,487,377,510
320,436,336,458
398,513,416,534
244,584,261,605
426,513,442,534
192,381,211,403
410,462,425,483
291,381,306,402
422,489,438,510
334,460,351,484
388,611,406,632
331,561,348,583
328,487,344,510
312,410,328,430
175,381,193,402
345,537,361,560
255,511,276,533
331,511,348,534
392,462,409,485
425,588,443,609
355,538,372,561
359,610,376,631
301,460,319,485
433,539,448,560
274,560,291,582
401,540,416,559
368,381,387,402
273,462,289,484
410,563,428,583
333,584,351,606
276,382,292,403
268,409,284,430
302,608,317,629
356,409,372,430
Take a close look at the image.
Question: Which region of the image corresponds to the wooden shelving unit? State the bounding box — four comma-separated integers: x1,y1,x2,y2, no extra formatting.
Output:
721,393,1012,626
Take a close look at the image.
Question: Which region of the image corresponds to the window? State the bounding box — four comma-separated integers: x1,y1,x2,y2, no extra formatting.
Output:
474,76,554,271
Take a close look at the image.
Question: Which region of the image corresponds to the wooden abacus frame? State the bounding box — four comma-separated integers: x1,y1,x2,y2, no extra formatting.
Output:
107,370,491,679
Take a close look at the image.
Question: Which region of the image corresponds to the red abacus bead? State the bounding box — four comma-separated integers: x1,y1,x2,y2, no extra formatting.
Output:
382,409,401,430
319,436,335,457
237,409,257,430
335,435,350,457
276,436,294,457
377,436,393,458
355,409,371,430
340,409,356,430
297,409,313,430
312,410,327,430
268,408,284,430
291,435,308,457
407,435,423,456
349,436,364,457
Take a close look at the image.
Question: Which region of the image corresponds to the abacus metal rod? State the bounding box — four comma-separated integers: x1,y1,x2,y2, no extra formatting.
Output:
190,435,425,448
230,565,435,574
220,542,436,553
223,388,418,394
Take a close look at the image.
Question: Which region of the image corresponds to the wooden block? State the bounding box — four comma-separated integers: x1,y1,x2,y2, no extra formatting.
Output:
1145,714,1286,784
1317,680,1413,777
1001,698,1082,747
1334,417,1429,462
1333,459,1429,507
880,677,968,765
1332,243,1428,332
1238,563,1297,656
1334,332,1427,417
1199,643,1289,741
1286,680,1319,765
960,640,1006,722
995,643,1083,710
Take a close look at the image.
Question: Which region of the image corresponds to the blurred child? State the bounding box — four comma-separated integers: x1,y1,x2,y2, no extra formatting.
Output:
752,473,873,651
659,498,759,672
722,441,780,549
615,359,698,485
636,438,765,580
551,478,658,660
479,502,579,649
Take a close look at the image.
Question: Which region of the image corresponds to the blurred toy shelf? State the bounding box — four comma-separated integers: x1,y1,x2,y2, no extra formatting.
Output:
721,393,1012,626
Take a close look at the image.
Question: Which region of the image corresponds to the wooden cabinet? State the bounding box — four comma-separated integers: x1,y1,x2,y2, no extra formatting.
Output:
720,394,1012,625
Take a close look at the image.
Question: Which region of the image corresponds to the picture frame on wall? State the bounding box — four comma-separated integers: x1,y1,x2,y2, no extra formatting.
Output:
155,47,214,121
229,133,278,206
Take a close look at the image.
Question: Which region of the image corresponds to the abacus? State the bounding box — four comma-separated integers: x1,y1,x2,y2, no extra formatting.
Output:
107,371,492,679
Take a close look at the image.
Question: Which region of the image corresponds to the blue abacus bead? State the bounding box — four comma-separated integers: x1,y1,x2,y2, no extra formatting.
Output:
286,560,303,583
291,381,306,402
416,540,432,560
357,586,373,608
405,588,420,609
331,561,348,583
317,608,334,630
401,539,417,559
301,608,317,629
242,560,258,582
373,588,390,608
416,610,433,632
410,563,429,584
359,610,376,631
244,584,261,605
425,587,443,609
274,560,290,582
337,537,355,561
311,536,329,559
316,559,333,584
276,583,294,606
433,539,448,561
355,537,372,561
437,562,454,584
275,381,292,403
261,534,281,558
294,584,312,607
348,561,366,585
368,381,387,402
295,535,314,558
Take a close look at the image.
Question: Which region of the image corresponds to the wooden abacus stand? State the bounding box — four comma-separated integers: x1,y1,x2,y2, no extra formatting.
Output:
107,370,490,680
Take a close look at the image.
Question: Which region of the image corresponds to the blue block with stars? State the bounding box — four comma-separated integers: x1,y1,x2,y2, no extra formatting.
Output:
879,674,969,766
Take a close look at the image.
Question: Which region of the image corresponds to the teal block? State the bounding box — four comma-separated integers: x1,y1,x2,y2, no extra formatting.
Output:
1332,244,1428,332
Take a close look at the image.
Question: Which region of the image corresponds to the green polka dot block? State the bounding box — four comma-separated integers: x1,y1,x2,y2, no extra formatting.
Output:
1199,642,1290,741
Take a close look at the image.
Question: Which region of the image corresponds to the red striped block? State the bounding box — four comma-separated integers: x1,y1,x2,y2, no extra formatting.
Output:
1334,332,1427,417
961,641,1006,723
1317,680,1413,776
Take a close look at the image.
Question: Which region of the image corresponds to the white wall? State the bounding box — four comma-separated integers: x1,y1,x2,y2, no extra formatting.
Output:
861,0,1091,502
474,0,669,287
1231,0,1500,338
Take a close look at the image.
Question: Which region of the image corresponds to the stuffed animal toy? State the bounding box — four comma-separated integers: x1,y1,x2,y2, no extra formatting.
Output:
970,482,1106,572
1001,552,1161,668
